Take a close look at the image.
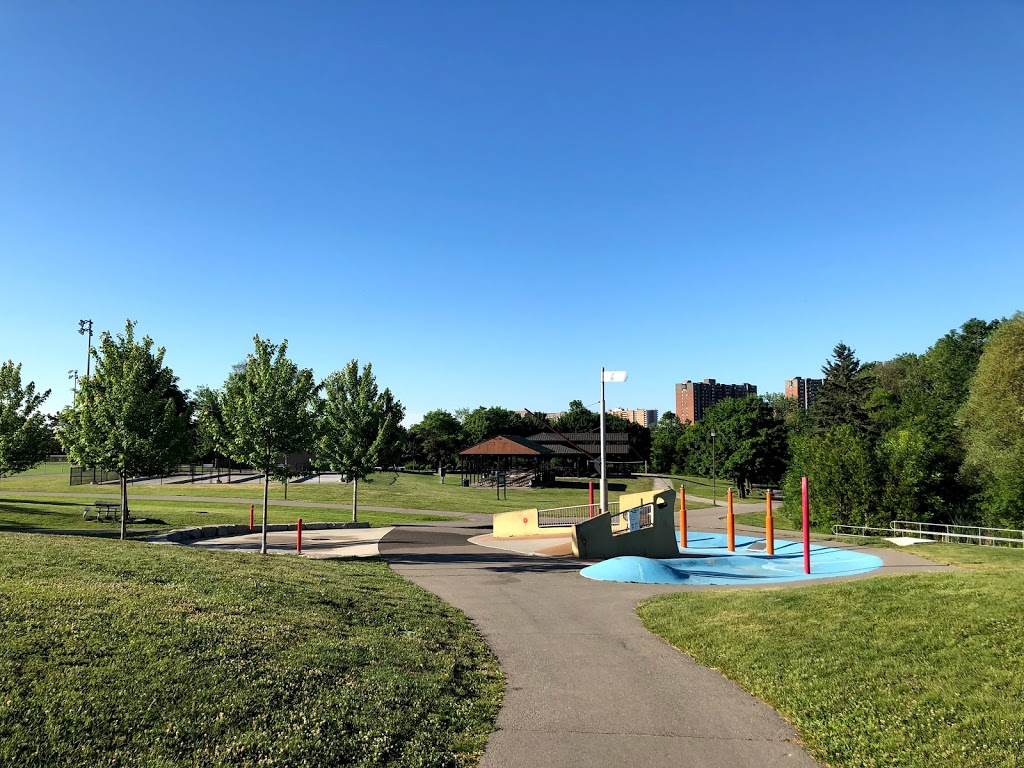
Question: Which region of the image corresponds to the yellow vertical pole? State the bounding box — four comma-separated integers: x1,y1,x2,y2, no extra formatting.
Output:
727,488,735,551
680,485,688,549
765,490,775,555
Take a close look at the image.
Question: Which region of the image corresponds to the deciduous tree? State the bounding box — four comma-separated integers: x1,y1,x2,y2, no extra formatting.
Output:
960,313,1024,527
317,360,405,522
59,321,192,539
0,360,51,477
218,337,319,553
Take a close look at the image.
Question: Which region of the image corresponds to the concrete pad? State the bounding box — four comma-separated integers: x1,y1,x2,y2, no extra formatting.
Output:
188,526,394,558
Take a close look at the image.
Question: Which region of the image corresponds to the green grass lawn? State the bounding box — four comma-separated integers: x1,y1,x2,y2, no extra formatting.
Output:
637,544,1024,767
0,496,453,535
0,471,656,515
0,532,503,767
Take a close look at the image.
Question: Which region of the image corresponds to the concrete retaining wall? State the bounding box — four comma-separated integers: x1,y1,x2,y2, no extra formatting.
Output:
572,488,678,560
149,520,371,544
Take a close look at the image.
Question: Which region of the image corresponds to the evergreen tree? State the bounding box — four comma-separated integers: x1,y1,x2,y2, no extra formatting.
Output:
812,342,874,435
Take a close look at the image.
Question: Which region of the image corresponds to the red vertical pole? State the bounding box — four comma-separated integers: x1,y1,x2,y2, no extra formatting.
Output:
297,518,303,554
727,488,735,551
802,476,810,574
679,485,688,549
249,504,254,532
765,490,775,556
589,481,595,517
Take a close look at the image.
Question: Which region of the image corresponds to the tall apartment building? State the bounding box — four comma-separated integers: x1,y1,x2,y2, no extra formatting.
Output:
784,377,824,410
674,379,757,424
608,408,658,427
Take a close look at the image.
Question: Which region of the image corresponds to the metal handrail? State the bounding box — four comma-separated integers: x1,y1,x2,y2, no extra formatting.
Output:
537,502,619,527
833,522,1024,547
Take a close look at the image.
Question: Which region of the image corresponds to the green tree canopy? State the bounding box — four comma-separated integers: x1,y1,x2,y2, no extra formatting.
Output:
460,406,530,446
408,410,465,470
690,397,788,496
317,360,405,522
784,425,878,529
650,412,684,473
959,313,1024,528
552,400,599,433
0,360,51,477
59,321,192,539
217,337,319,553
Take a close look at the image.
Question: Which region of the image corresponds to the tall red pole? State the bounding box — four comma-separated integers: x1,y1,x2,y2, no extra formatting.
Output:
249,504,254,532
297,518,303,554
679,485,688,549
589,481,595,518
727,488,735,551
802,476,810,574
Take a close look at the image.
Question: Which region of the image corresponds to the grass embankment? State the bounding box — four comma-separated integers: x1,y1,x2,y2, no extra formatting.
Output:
0,496,453,535
0,533,503,767
638,544,1024,767
0,472,660,515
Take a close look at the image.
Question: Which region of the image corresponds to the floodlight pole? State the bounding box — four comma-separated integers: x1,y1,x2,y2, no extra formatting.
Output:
78,319,93,379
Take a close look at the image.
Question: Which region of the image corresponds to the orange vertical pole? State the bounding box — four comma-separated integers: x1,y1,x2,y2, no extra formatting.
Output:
765,490,775,555
297,518,302,554
589,481,595,517
679,485,688,549
727,488,735,551
249,504,254,532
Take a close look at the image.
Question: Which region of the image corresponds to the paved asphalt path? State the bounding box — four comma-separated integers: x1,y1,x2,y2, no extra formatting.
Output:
380,521,822,768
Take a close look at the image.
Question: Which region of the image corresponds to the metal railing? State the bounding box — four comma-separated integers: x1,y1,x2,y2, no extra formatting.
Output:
832,521,1024,547
612,502,655,535
892,520,1024,547
538,502,619,527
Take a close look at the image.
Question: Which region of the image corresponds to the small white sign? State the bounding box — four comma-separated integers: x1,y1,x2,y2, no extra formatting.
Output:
602,370,628,383
627,507,641,532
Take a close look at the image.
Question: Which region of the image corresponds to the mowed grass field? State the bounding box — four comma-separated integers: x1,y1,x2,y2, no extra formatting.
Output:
0,471,664,516
0,533,503,767
0,496,454,535
638,544,1024,767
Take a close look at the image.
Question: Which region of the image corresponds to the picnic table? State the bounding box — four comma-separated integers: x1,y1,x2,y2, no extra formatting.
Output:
83,501,126,522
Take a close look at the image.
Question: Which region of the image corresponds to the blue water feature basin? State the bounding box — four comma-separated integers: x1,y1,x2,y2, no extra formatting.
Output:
579,531,883,585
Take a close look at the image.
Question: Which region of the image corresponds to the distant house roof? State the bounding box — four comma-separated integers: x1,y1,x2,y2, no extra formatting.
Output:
459,435,553,457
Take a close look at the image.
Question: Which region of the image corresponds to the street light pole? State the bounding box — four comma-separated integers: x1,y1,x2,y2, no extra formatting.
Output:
68,369,79,397
710,427,717,507
599,368,627,513
78,320,93,379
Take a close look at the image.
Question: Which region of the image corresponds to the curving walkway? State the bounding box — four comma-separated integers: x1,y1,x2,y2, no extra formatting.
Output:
381,521,822,768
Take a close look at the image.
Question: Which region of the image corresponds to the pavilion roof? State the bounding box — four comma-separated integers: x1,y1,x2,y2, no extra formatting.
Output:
459,435,553,457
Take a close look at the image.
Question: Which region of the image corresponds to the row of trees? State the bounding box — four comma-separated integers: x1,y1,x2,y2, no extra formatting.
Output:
6,314,1022,537
406,399,653,472
647,314,1024,530
1,323,403,547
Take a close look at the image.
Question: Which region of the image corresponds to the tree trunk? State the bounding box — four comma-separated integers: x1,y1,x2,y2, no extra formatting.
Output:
261,472,269,554
353,476,358,524
120,474,128,541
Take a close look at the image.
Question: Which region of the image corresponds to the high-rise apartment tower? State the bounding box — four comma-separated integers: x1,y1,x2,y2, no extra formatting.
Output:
674,379,757,424
785,377,823,410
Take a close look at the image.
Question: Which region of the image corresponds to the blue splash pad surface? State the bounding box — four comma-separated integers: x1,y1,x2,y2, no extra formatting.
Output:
579,531,883,585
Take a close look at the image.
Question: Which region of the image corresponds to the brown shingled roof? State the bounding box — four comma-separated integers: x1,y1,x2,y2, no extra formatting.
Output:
459,435,553,457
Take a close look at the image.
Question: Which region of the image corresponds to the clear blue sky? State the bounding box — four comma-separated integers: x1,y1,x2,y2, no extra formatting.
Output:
2,1,1022,424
